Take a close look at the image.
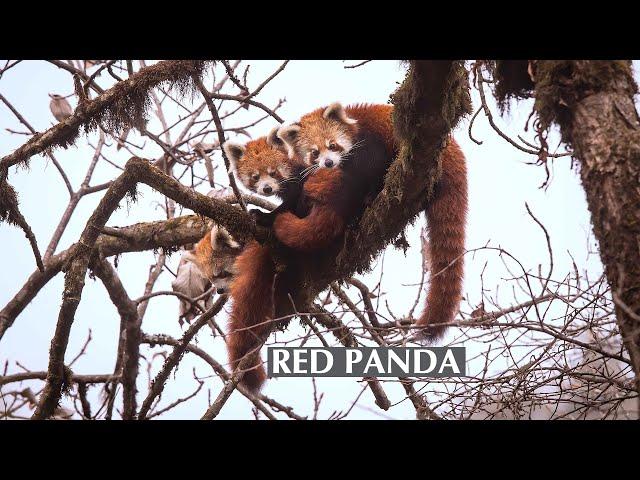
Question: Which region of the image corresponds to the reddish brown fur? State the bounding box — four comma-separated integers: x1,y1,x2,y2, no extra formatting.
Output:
343,103,395,154
278,103,468,341
302,167,346,201
273,205,345,252
290,104,395,165
222,136,307,392
418,138,467,341
227,240,275,391
235,137,297,186
227,103,467,393
301,104,395,154
193,231,214,278
273,168,347,251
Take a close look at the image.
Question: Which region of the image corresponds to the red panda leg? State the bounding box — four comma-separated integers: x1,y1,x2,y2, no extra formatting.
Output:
417,143,468,342
273,205,345,252
227,241,277,392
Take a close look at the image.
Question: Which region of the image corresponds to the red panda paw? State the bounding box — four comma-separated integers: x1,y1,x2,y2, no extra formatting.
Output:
272,212,306,249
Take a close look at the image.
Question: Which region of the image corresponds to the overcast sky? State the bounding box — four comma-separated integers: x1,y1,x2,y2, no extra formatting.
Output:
1,60,635,419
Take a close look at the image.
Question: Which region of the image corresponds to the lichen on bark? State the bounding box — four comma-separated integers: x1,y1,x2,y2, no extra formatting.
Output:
533,61,636,145
490,59,640,382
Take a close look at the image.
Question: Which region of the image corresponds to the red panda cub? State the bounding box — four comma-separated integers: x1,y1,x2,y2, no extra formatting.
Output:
172,224,242,323
277,102,468,342
274,103,396,252
220,128,309,391
223,127,308,226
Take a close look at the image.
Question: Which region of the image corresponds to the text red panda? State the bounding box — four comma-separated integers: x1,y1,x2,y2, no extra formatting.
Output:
225,103,467,392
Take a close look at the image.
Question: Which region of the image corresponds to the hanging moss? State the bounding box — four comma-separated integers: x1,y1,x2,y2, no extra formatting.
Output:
1,60,212,180
124,183,139,210
61,365,74,397
487,60,535,114
0,180,20,227
487,60,638,145
83,60,209,136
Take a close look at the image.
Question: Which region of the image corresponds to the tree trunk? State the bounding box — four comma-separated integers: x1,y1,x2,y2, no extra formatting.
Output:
534,61,640,381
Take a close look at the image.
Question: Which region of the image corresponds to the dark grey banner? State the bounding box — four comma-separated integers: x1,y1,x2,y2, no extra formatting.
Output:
267,347,466,378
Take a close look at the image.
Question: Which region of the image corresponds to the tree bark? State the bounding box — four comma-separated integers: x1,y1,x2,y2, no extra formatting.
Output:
534,61,640,381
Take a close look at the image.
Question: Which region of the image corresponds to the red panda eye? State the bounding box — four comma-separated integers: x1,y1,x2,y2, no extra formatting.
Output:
311,150,319,159
329,143,338,151
251,174,260,181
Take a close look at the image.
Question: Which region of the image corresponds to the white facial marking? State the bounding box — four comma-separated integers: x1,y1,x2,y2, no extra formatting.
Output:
315,134,354,169
239,173,250,188
317,150,343,168
255,175,279,196
336,133,353,153
277,164,291,179
211,225,240,250
223,142,246,172
277,124,301,159
323,102,358,125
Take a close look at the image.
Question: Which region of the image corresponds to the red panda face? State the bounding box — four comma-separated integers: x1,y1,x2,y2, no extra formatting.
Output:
278,102,358,170
223,129,299,197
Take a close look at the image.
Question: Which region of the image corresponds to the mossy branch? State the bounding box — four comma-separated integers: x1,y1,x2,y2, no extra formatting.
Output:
30,157,255,418
0,60,209,173
18,60,471,418
306,61,471,293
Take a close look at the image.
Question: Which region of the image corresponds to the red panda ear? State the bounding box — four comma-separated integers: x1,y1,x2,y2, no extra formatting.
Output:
323,102,357,125
222,141,245,172
277,123,301,159
210,224,240,251
266,126,286,152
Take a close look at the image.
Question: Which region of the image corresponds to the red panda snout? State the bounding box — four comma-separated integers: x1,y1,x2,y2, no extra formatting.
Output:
255,175,279,196
315,148,345,169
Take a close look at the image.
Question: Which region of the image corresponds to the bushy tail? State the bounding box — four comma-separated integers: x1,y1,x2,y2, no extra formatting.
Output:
227,241,277,392
417,140,468,342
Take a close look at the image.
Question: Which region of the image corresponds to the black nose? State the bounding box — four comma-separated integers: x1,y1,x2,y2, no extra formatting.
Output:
263,185,272,194
217,287,225,294
325,159,334,168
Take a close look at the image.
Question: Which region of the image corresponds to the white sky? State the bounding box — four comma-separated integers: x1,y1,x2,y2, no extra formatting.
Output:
0,60,635,419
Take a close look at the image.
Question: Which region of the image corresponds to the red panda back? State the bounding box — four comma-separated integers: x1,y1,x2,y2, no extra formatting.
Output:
345,103,396,156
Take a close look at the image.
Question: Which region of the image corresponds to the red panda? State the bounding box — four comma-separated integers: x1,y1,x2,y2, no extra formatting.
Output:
222,102,467,392
174,130,307,386
220,128,310,391
172,224,242,322
223,127,309,227
273,103,396,252
276,102,468,342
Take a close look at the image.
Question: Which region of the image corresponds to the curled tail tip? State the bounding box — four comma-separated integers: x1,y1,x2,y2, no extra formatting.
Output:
229,343,268,393
238,366,267,394
414,311,451,344
414,324,448,345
